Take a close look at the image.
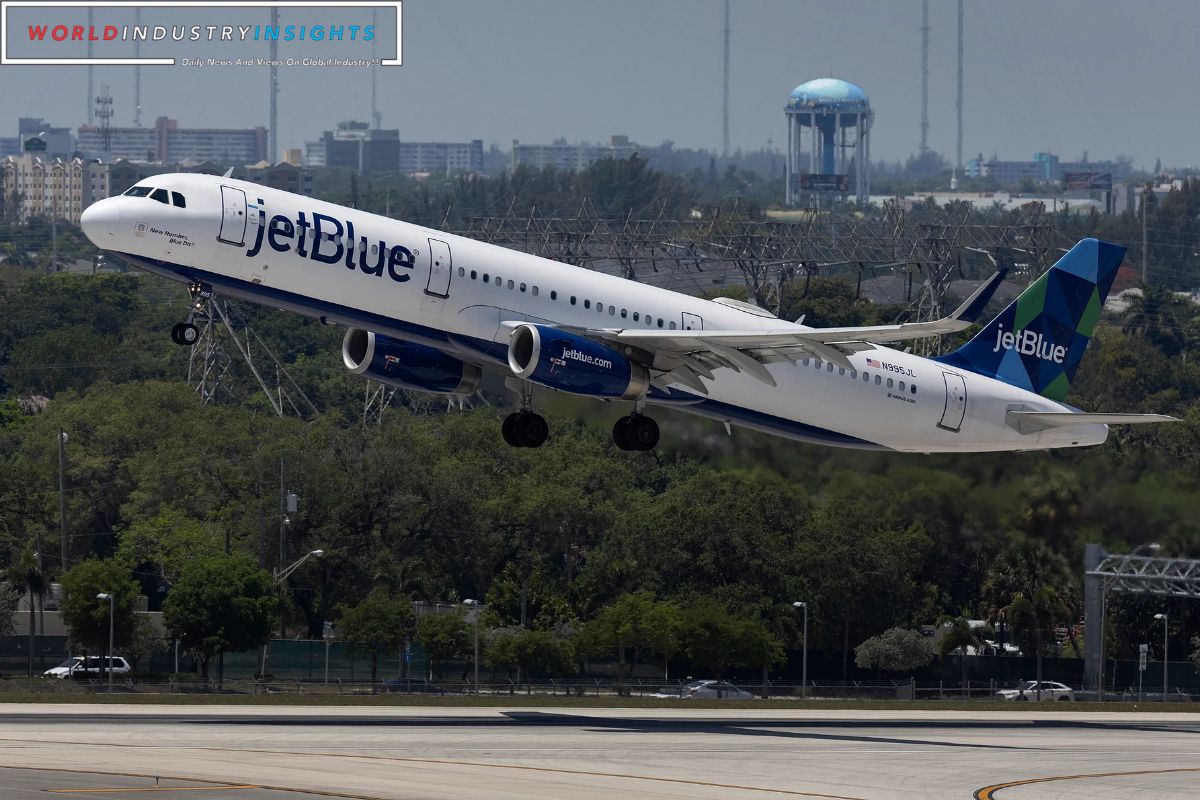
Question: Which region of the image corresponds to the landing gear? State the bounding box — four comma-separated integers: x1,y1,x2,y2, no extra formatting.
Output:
170,322,199,346
502,411,549,448
613,413,659,451
171,281,212,347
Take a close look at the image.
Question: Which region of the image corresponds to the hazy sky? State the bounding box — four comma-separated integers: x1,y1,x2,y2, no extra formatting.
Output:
1,1,1196,168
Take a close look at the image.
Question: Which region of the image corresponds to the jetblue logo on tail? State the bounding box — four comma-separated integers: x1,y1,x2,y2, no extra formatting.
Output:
992,323,1066,364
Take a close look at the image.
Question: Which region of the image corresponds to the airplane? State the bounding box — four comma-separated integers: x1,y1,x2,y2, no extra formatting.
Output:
79,173,1175,453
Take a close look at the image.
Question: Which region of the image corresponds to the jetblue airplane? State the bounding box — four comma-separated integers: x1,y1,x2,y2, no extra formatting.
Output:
79,173,1173,452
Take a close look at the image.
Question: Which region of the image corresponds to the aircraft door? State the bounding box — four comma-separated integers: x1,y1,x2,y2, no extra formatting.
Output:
217,185,248,246
682,312,704,330
426,238,452,298
938,372,967,432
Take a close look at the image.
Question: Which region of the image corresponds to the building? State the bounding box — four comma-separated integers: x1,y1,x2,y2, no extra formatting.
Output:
77,116,267,165
308,121,400,175
1,154,105,224
240,161,315,196
17,117,74,157
966,152,1130,185
397,140,484,175
784,78,873,205
511,135,640,171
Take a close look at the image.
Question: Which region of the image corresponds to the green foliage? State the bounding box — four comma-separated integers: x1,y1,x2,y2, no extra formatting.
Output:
115,509,221,586
854,628,933,674
485,627,575,679
161,554,276,676
937,618,979,657
58,558,140,654
337,588,412,681
416,611,470,678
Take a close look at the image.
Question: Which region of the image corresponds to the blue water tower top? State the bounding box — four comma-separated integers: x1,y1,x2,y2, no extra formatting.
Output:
786,78,870,112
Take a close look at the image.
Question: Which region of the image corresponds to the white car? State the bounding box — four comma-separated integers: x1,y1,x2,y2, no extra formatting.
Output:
652,680,755,700
44,656,131,679
996,680,1074,702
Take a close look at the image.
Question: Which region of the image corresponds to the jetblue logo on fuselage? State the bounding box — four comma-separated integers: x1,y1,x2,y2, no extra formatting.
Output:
243,202,413,282
992,323,1066,364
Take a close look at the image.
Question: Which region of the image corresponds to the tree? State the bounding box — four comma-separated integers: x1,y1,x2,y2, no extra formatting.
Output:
116,509,221,587
59,559,140,678
4,546,47,675
337,588,412,682
125,614,166,673
643,598,684,681
416,611,470,679
1190,635,1200,674
854,628,933,677
679,597,744,678
485,627,575,686
1122,284,1191,357
937,617,980,694
162,554,276,679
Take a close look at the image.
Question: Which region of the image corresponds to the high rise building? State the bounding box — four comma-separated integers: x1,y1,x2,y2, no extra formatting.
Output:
398,140,484,175
511,135,640,171
76,116,267,164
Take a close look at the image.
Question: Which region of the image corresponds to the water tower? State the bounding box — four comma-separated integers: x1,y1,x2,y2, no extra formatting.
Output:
785,78,873,205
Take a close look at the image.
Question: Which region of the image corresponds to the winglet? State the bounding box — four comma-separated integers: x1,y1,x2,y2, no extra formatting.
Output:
949,267,1009,324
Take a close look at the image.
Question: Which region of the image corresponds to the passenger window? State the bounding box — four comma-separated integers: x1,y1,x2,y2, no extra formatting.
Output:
839,367,846,376
151,188,169,204
597,303,603,313
620,309,627,318
827,363,833,373
887,378,894,388
171,191,186,208
814,359,822,369
802,358,810,366
899,381,905,391
632,312,639,321
875,375,881,385
669,320,676,328
458,267,465,277
494,276,501,286
657,318,663,328
470,270,477,280
507,279,514,289
584,300,591,309
532,286,538,296
863,373,869,382
371,244,378,255
483,273,490,282
911,384,917,395
850,370,857,379
551,290,558,300
570,296,576,305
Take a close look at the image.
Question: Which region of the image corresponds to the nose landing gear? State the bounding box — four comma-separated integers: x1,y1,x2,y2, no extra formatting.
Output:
171,281,212,347
613,413,659,451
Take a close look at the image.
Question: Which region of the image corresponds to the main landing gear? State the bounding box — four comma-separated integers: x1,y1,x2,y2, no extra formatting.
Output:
612,413,659,451
170,281,211,346
502,379,549,448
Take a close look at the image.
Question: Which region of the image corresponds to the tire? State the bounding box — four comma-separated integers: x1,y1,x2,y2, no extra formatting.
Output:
502,413,520,447
626,415,659,451
612,416,633,450
514,412,548,448
175,322,199,346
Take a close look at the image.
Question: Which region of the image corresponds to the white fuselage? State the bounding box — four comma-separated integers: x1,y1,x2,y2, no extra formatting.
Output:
80,173,1106,453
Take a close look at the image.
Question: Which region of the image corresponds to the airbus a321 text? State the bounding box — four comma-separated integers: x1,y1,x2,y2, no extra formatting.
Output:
80,173,1175,453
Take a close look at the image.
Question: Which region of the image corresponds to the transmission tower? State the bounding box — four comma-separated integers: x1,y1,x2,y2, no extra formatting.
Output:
94,84,114,155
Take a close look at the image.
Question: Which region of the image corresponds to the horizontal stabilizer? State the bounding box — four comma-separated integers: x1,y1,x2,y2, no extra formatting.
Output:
1006,410,1179,435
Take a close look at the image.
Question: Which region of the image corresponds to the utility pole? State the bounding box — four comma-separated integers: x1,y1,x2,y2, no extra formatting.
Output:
721,0,730,159
1142,184,1151,284
919,0,929,154
58,430,68,571
953,0,963,188
133,7,142,127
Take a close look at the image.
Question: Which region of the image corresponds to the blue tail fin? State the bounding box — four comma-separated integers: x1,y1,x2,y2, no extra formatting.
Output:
936,238,1124,401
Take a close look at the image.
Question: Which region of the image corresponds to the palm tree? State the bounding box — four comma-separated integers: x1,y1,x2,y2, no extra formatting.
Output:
5,547,47,677
1122,284,1189,357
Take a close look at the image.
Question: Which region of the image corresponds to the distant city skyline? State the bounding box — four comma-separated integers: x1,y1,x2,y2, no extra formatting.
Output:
1,1,1197,169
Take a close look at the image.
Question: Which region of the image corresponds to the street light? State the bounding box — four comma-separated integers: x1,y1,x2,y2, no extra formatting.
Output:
464,599,482,694
96,593,114,694
1098,543,1161,699
792,601,808,700
264,549,324,672
58,430,68,571
1153,613,1168,703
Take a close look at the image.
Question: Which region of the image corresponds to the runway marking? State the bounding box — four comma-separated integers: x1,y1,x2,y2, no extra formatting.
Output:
0,739,871,799
0,766,386,800
48,787,259,794
973,766,1200,799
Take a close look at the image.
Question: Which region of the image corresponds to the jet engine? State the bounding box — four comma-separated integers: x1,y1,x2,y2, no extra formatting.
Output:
507,323,648,400
342,328,481,396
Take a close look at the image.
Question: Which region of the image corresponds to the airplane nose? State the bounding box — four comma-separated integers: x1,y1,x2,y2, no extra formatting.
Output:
80,199,121,245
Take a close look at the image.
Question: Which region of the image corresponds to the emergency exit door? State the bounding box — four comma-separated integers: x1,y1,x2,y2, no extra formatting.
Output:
426,239,452,298
938,372,967,432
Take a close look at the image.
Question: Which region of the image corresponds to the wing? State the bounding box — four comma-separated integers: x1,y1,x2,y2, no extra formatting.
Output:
571,268,1008,394
1006,411,1179,435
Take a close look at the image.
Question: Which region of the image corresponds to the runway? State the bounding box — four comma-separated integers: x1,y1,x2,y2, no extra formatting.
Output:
0,704,1198,799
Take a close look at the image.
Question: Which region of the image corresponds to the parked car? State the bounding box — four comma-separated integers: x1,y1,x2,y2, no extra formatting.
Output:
653,680,755,700
995,680,1074,702
379,678,459,695
44,656,131,679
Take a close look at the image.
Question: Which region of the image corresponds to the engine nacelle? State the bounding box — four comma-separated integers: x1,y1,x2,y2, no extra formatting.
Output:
342,329,481,396
507,323,649,400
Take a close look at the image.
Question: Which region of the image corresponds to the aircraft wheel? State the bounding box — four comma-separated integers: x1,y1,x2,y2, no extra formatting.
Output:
612,416,634,450
625,414,659,451
501,413,521,447
513,412,548,448
171,322,199,346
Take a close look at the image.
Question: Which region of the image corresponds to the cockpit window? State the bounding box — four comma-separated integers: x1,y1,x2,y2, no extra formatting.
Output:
171,191,186,208
150,188,170,204
124,186,152,197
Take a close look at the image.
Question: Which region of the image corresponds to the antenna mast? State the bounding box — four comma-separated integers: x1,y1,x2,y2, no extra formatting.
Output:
721,0,730,158
919,0,929,153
